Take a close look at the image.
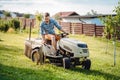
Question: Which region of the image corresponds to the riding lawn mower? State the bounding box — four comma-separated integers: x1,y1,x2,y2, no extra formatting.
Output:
24,31,91,70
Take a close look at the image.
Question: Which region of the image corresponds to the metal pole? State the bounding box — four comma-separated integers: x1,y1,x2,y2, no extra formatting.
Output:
113,40,116,66
113,22,117,66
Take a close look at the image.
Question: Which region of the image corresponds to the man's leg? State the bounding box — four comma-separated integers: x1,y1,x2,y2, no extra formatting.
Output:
45,34,57,51
50,35,57,50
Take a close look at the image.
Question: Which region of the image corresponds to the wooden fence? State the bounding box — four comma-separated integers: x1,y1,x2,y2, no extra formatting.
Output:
59,22,104,36
2,18,104,37
3,18,120,39
1,17,36,29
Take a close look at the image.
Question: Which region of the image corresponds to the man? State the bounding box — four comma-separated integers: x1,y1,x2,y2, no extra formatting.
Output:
40,12,66,52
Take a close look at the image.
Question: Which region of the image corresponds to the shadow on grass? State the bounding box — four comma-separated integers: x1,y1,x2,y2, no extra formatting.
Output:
0,39,4,42
0,44,23,56
0,63,64,80
0,44,64,80
70,67,120,80
1,44,120,80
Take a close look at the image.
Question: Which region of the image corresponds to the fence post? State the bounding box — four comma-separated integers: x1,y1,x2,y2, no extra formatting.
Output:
29,21,32,40
81,23,83,34
70,22,71,34
94,24,96,37
71,23,75,35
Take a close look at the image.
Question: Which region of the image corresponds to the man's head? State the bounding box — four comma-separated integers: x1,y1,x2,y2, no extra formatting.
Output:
44,12,50,24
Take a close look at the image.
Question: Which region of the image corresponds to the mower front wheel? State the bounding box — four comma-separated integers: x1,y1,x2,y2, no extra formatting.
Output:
63,58,71,69
82,59,91,70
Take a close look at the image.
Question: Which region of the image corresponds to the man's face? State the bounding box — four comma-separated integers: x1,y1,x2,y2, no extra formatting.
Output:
45,16,50,24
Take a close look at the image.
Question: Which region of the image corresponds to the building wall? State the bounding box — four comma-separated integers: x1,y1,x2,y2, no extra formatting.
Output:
10,13,17,18
62,17,103,26
62,17,81,23
81,18,103,26
0,14,5,18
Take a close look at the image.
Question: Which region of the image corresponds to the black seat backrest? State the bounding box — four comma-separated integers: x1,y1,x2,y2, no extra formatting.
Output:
46,39,51,45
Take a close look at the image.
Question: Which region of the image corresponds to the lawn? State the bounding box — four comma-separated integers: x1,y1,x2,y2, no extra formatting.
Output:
0,32,120,80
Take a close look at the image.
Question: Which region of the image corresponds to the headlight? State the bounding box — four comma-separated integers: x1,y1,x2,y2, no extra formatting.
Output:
77,44,88,48
82,49,88,53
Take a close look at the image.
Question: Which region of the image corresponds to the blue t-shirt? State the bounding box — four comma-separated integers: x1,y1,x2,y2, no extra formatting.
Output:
40,18,61,35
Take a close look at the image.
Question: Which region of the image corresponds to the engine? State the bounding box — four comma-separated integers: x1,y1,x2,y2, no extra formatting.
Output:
58,38,89,58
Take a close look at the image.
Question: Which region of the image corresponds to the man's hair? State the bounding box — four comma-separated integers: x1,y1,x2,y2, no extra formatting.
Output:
45,12,50,17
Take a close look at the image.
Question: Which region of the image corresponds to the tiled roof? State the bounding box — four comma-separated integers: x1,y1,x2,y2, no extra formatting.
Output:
55,11,80,18
53,11,116,19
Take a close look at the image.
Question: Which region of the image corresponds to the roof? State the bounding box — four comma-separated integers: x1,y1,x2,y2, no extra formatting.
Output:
53,11,116,19
54,11,80,18
80,14,116,18
61,14,116,18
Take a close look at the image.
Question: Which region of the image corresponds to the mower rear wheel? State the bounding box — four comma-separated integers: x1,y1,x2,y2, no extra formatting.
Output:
31,49,40,65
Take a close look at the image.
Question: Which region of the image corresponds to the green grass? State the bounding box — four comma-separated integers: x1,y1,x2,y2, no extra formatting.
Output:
0,32,120,80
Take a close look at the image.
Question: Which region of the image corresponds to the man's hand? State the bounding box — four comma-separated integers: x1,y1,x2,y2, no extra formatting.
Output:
41,34,46,44
42,40,46,44
60,28,66,33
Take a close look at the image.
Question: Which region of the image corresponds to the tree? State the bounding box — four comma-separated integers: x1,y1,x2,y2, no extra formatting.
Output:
3,11,11,17
113,1,120,40
12,19,20,30
102,1,120,39
91,10,97,15
54,14,61,21
86,12,91,16
23,14,30,18
86,9,102,16
101,0,120,66
35,11,43,36
35,11,43,27
102,15,114,39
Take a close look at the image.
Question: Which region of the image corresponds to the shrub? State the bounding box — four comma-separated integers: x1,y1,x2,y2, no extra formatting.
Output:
0,20,7,32
0,19,20,32
4,23,9,32
11,19,20,31
0,20,10,32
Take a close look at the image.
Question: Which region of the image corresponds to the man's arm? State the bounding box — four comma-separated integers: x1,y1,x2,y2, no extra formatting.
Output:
53,20,67,33
40,22,46,43
41,34,46,43
42,34,45,41
60,28,66,33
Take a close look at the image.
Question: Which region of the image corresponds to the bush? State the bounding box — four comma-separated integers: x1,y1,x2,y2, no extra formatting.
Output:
0,20,8,32
11,19,20,31
0,19,20,32
4,23,9,32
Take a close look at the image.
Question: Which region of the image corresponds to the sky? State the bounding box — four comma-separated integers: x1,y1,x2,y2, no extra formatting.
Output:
0,0,119,16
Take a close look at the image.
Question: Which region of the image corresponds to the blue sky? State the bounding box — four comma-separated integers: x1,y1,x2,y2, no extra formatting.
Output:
0,0,119,15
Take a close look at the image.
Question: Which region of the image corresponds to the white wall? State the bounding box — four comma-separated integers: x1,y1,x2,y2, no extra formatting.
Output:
81,18,103,25
62,17,82,23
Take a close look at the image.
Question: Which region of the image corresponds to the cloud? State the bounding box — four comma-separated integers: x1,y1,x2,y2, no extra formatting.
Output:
55,0,118,6
0,0,118,15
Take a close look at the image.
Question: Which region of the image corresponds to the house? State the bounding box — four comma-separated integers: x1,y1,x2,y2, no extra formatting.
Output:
53,11,84,23
10,12,35,19
29,14,35,19
80,14,116,26
53,11,116,26
10,12,17,18
0,13,5,18
0,11,5,18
